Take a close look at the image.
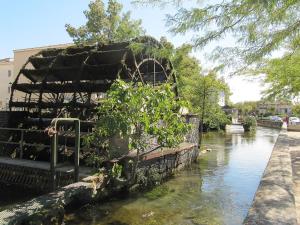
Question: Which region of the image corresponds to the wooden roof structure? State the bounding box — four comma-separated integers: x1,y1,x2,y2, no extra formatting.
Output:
9,36,175,124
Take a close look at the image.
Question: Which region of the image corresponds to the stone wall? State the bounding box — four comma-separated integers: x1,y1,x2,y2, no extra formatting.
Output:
123,114,200,190
0,111,28,152
183,114,200,145
0,111,9,127
0,112,9,147
288,125,300,132
257,119,283,129
0,182,96,225
133,143,198,190
243,130,297,225
0,111,27,128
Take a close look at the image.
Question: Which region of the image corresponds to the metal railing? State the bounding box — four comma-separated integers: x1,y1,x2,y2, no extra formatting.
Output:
0,118,81,190
0,127,45,159
49,118,80,190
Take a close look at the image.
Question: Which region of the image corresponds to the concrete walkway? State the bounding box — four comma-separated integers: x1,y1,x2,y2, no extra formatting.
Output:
289,131,300,223
244,129,300,225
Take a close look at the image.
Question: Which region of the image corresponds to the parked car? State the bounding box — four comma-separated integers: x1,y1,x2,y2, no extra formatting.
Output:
289,117,300,125
269,115,283,122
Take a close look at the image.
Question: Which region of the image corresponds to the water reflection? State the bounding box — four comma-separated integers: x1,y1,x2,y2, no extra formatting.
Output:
64,127,279,225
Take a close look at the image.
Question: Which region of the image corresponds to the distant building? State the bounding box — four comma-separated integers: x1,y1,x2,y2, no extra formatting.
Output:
222,105,239,123
218,91,226,107
0,58,14,110
257,101,292,115
13,43,73,79
0,43,73,109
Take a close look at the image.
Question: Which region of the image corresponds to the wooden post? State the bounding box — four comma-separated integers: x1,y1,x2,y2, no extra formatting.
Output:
74,120,80,182
19,130,24,159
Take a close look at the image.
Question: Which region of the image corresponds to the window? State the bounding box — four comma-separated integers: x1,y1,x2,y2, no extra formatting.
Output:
8,70,11,77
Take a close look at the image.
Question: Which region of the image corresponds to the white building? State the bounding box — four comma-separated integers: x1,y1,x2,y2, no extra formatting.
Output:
218,91,226,107
257,101,292,115
0,58,14,110
0,44,72,110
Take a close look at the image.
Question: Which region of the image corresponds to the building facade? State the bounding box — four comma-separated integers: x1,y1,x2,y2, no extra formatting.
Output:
257,101,292,115
13,43,73,79
0,44,73,109
0,58,14,110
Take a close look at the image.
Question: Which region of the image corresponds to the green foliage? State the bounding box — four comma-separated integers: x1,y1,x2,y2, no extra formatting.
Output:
234,101,258,116
156,37,231,131
202,106,231,131
85,79,189,181
182,72,231,131
172,44,201,81
135,0,300,72
66,0,144,44
259,52,300,99
85,152,106,168
243,116,257,132
86,79,190,155
292,104,300,117
111,163,123,178
243,116,257,127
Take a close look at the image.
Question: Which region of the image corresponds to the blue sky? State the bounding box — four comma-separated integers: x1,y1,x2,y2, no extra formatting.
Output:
0,0,263,103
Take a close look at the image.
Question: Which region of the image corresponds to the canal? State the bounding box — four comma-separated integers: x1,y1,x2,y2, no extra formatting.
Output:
64,126,280,225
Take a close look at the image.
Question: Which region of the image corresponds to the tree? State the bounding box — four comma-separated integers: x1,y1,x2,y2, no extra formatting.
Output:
134,0,300,72
234,101,258,116
259,52,300,98
242,116,257,132
292,104,300,116
66,0,145,45
183,72,231,136
158,37,231,134
158,37,201,89
85,79,189,182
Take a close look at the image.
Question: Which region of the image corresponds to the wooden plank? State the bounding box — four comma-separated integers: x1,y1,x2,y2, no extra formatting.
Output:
0,157,92,177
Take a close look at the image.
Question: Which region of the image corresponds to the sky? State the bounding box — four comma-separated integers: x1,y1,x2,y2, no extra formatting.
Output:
0,0,264,103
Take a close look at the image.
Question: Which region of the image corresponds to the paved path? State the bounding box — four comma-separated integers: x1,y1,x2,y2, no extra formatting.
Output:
288,131,300,223
244,129,300,225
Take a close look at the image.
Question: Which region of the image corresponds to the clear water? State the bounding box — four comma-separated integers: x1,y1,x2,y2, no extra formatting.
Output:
64,127,279,225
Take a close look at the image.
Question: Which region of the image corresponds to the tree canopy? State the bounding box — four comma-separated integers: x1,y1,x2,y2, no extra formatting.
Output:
85,79,190,180
234,101,258,116
66,0,145,44
134,0,300,71
260,52,300,98
158,37,231,131
87,79,189,151
184,72,231,131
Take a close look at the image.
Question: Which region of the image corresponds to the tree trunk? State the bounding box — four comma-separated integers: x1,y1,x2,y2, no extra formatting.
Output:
199,81,207,148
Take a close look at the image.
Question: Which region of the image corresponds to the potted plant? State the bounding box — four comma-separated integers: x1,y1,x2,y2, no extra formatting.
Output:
242,116,257,132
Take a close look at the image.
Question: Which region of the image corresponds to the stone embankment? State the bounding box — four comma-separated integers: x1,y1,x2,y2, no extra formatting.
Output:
244,128,300,225
257,119,283,129
0,115,199,225
0,181,96,225
288,124,300,132
0,143,198,225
